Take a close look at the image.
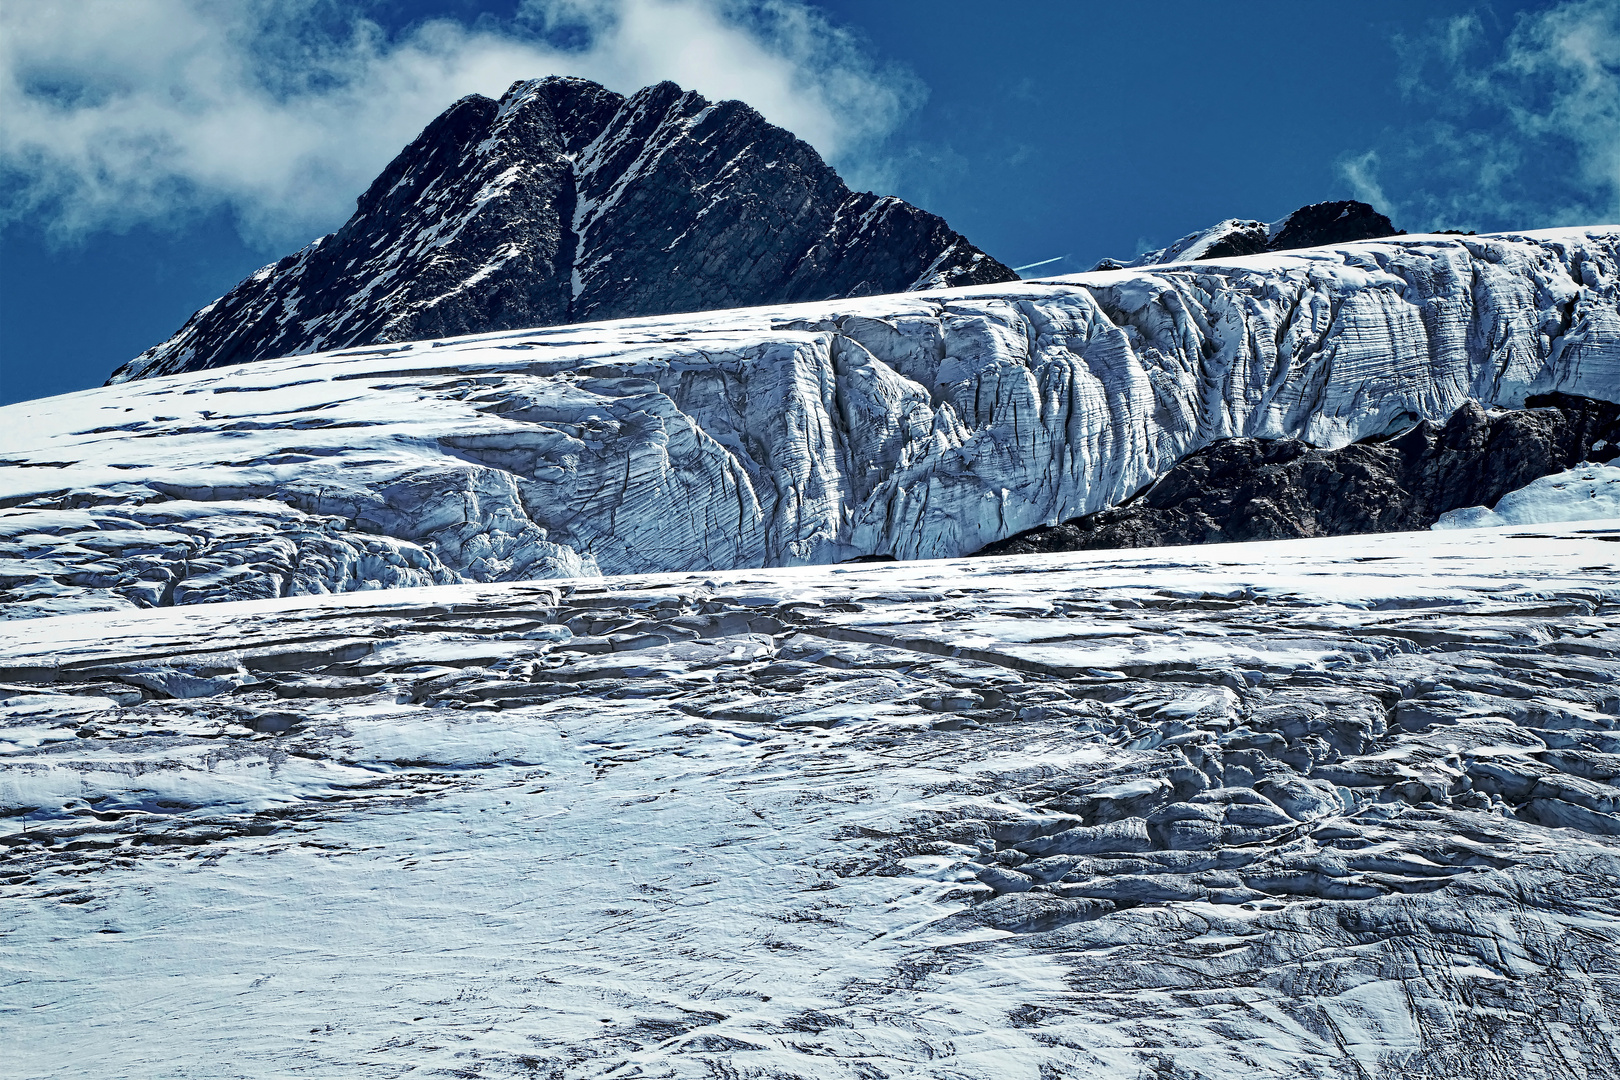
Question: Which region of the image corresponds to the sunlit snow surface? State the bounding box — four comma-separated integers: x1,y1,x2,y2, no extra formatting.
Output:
4,524,1620,1078
1436,462,1620,529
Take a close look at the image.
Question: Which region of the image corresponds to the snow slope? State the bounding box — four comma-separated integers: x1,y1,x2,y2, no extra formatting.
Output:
1435,461,1620,528
3,227,1618,620
3,524,1619,1078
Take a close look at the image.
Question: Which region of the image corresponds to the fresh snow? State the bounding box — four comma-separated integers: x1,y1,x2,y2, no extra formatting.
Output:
1434,461,1620,529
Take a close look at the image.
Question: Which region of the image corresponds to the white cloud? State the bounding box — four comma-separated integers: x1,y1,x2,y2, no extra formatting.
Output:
1339,0,1620,232
1338,150,1389,214
0,0,922,247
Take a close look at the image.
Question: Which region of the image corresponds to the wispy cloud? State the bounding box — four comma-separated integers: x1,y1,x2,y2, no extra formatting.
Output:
1340,0,1620,232
1010,255,1068,275
0,0,922,247
1338,150,1390,214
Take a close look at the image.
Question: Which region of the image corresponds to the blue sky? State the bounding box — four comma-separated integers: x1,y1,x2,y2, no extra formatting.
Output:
2,0,1615,405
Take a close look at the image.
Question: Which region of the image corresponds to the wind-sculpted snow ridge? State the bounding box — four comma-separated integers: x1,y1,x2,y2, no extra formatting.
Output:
3,227,1618,620
4,525,1620,1078
107,76,1014,384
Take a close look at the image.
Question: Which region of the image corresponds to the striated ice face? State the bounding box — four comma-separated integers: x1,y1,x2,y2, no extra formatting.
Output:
3,523,1620,1077
2,227,1618,619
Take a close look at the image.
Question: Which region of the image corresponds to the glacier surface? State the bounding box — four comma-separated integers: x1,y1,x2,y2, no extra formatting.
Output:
3,524,1619,1078
3,227,1618,619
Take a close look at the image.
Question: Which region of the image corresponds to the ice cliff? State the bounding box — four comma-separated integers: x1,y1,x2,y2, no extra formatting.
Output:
107,77,1015,384
4,226,1618,619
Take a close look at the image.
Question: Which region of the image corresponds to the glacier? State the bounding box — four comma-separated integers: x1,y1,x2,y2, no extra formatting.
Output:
3,227,1618,620
3,523,1620,1077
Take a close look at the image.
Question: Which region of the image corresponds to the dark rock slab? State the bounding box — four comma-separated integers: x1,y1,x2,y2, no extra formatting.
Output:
975,394,1620,556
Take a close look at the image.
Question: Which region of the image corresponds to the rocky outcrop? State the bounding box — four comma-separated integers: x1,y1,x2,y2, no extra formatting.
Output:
1091,200,1402,270
6,228,1617,619
976,393,1620,556
108,77,1015,384
1268,199,1403,251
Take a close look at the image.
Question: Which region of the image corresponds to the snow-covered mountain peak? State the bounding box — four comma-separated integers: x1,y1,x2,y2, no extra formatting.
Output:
107,76,1016,385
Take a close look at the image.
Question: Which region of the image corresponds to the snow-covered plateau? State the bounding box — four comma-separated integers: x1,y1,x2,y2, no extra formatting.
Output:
3,523,1619,1078
2,227,1618,620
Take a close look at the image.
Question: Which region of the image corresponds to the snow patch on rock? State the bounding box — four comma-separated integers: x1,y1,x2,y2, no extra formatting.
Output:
1434,461,1620,529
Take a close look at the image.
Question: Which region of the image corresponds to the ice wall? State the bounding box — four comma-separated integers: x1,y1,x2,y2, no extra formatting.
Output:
3,228,1617,618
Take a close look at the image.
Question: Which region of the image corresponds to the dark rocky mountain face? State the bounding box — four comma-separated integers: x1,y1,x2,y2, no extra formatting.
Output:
1090,200,1402,270
1267,200,1402,251
109,77,1016,384
975,394,1620,556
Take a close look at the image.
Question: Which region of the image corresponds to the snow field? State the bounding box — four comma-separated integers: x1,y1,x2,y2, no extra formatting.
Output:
3,523,1620,1077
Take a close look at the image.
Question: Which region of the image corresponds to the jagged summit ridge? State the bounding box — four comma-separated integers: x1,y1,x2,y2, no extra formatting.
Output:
109,76,1015,384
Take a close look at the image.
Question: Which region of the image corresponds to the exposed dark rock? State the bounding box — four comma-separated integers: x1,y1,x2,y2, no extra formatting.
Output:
1267,200,1403,252
109,77,1016,383
1193,220,1270,260
1092,200,1403,270
975,394,1620,556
